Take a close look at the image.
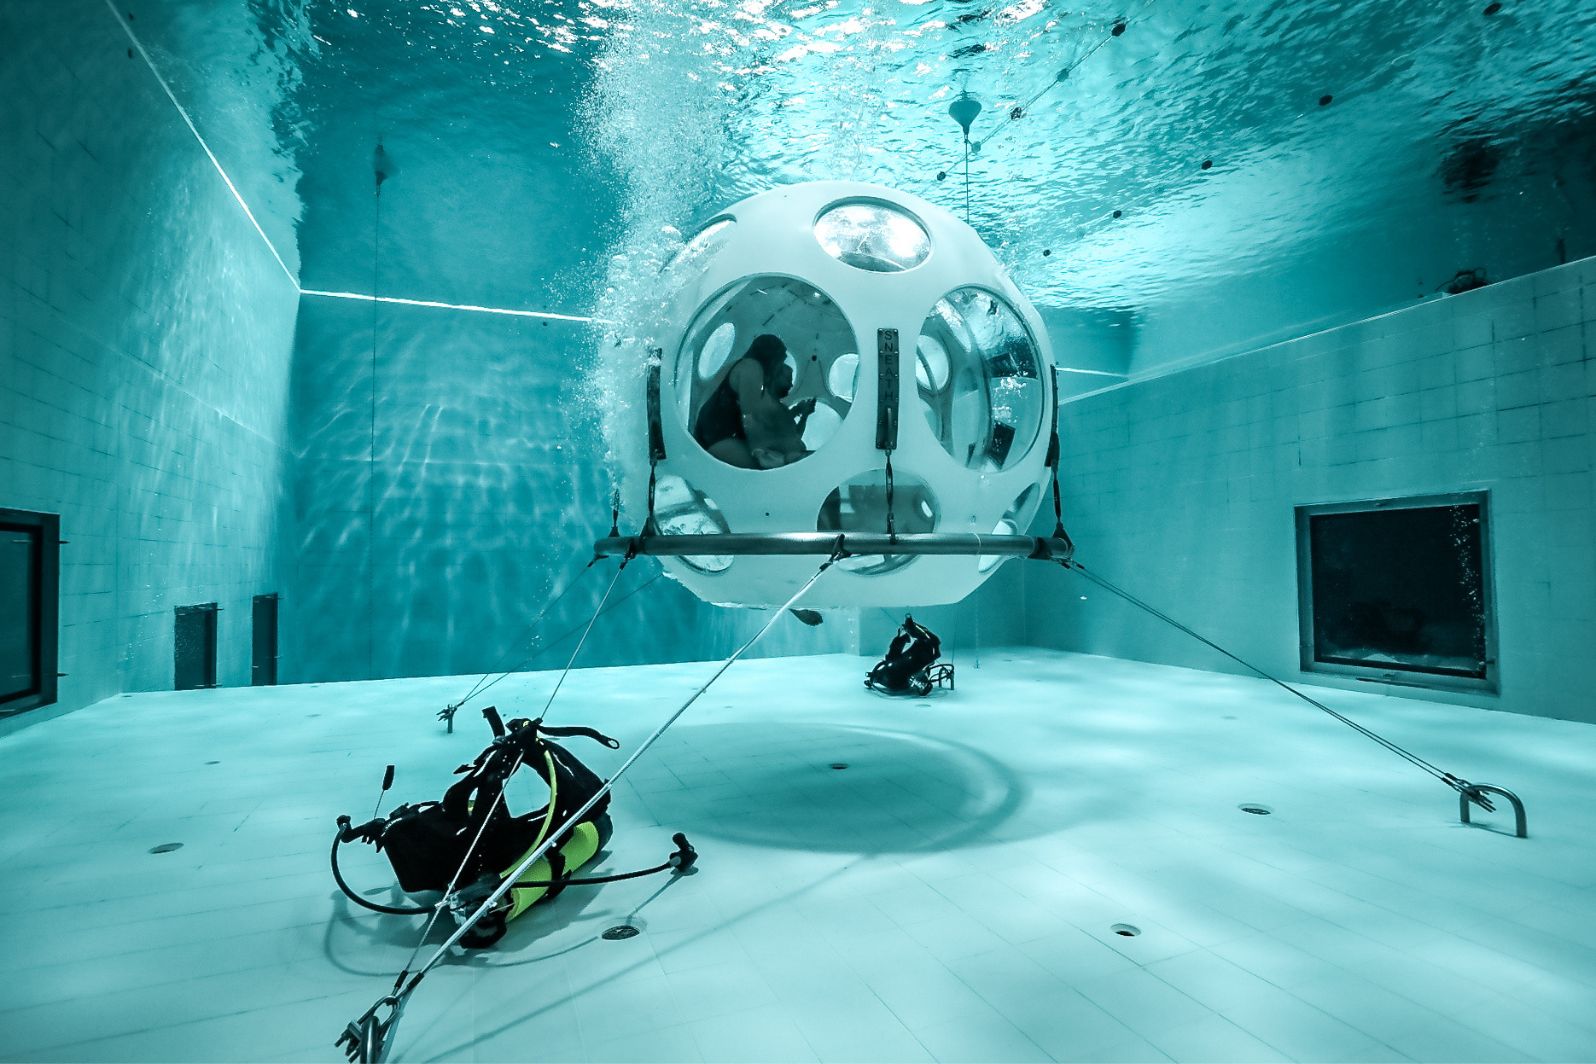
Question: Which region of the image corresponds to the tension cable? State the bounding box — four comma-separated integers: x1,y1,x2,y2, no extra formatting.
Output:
1061,559,1511,810
340,548,841,1063
441,552,605,729
412,559,629,962
342,556,634,1063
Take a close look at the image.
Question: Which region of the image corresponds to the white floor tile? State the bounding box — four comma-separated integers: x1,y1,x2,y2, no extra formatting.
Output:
2,650,1594,1064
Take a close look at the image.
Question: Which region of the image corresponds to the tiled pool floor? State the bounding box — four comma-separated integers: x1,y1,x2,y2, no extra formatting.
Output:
2,649,1592,1062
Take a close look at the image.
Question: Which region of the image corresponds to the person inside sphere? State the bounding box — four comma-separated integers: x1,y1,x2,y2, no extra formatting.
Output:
692,333,815,469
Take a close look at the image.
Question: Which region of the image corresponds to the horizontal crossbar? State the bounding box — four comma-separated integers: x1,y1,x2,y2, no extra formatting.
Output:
593,532,1075,561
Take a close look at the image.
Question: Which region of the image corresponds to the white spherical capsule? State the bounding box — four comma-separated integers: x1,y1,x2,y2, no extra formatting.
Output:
639,180,1055,608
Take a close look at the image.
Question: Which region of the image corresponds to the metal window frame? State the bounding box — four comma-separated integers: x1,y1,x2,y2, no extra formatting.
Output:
174,602,220,691
1295,490,1498,693
251,592,279,687
0,508,61,715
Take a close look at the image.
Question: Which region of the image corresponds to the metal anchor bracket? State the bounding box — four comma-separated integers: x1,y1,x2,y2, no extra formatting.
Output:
337,995,404,1064
1459,782,1528,838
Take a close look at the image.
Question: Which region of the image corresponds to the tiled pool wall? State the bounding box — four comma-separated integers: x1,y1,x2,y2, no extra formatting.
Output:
9,2,1595,721
0,3,300,725
286,294,860,684
1031,257,1596,724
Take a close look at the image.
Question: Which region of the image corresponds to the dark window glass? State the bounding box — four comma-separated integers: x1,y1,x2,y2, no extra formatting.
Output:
252,594,278,686
175,604,219,691
0,531,39,704
1306,502,1489,679
1,509,60,714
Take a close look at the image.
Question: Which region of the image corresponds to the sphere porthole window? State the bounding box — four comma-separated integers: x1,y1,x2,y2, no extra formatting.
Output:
673,276,853,467
813,200,932,273
916,288,1046,472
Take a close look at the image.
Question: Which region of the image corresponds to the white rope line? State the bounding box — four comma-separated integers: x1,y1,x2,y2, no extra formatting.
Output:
102,0,298,288
402,554,838,988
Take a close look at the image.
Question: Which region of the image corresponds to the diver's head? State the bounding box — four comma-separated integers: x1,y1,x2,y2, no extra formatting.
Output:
771,361,795,399
745,334,786,372
745,334,792,396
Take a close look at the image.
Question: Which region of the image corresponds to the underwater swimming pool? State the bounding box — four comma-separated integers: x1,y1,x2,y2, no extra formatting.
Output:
5,0,1596,1059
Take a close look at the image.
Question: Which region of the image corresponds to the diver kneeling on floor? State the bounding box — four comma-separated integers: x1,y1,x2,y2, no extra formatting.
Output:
866,615,954,697
332,706,695,948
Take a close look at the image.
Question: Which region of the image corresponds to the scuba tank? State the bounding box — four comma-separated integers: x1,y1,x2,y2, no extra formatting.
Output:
865,615,954,697
332,707,695,949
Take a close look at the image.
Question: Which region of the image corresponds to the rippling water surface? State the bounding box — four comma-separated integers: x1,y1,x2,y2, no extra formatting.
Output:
126,0,1596,315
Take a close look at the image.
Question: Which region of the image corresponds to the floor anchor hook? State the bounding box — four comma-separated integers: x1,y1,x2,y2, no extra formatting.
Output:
1459,782,1527,838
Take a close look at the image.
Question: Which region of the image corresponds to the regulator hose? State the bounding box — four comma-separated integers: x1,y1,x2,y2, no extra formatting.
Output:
331,822,432,916
330,821,696,916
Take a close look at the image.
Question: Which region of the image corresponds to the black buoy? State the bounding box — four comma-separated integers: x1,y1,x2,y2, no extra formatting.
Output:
374,141,398,190
948,93,983,139
1483,1,1501,13
1010,105,1024,120
1201,158,1213,170
936,170,948,181
1042,248,1051,257
1111,209,1123,218
1319,94,1334,107
1112,20,1126,35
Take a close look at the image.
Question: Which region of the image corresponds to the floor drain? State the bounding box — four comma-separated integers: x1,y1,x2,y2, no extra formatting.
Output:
149,843,184,854
1111,923,1140,937
1239,804,1273,815
602,925,640,941
830,763,848,770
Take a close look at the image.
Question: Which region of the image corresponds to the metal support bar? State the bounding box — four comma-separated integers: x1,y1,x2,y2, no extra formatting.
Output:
1047,369,1061,472
1459,783,1528,838
1046,368,1072,550
646,354,667,464
884,452,897,541
644,352,666,535
594,531,1075,561
876,328,899,451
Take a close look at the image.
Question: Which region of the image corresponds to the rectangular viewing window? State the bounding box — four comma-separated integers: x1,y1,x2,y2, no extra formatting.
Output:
175,603,219,691
0,508,61,715
1296,493,1495,690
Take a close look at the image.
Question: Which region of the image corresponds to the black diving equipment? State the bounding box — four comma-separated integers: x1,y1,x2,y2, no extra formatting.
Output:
332,706,697,949
865,615,954,697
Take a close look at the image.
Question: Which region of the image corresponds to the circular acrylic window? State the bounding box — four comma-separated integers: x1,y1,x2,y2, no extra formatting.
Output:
814,201,931,273
915,288,1046,471
915,335,950,391
803,405,843,451
697,322,737,379
663,217,734,275
828,352,860,402
653,475,732,573
675,276,855,468
816,469,938,575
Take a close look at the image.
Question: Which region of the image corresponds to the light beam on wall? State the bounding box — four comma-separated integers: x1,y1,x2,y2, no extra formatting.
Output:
103,0,299,289
104,1,598,325
299,289,598,323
